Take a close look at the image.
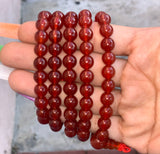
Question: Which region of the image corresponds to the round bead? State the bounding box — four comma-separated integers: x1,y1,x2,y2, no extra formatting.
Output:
50,16,63,29
34,44,47,57
102,52,115,66
80,84,94,97
34,84,47,97
90,134,104,149
80,55,94,69
48,56,61,70
64,15,77,28
79,28,93,42
37,117,49,124
80,97,93,110
36,18,49,31
95,11,111,24
100,24,113,38
49,108,61,120
63,55,77,69
34,97,48,109
63,28,77,41
64,109,77,121
101,38,114,52
63,83,77,95
65,11,77,18
79,9,92,18
52,11,64,19
63,69,77,83
49,30,62,42
80,70,94,83
63,42,77,54
77,130,90,141
35,31,48,43
64,95,78,109
49,119,63,132
34,57,47,70
98,118,111,130
48,43,62,56
96,129,109,141
78,120,91,131
99,106,113,119
34,71,48,84
65,128,76,137
101,93,114,106
80,42,94,55
79,16,92,28
48,96,61,108
95,11,106,22
36,109,49,118
38,11,52,20
48,71,61,84
79,109,92,121
64,120,77,130
101,80,115,93
102,66,115,79
48,84,61,97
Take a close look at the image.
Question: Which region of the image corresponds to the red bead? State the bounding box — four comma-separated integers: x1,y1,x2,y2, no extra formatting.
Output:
34,44,47,57
49,108,61,120
102,66,115,79
48,84,61,97
63,69,77,83
80,70,94,83
49,30,62,42
52,11,64,19
35,31,48,43
101,38,114,52
79,28,93,42
50,16,63,29
95,11,111,24
95,11,106,22
63,42,77,54
48,43,62,56
80,84,94,97
100,24,113,38
48,96,61,108
79,16,92,28
37,117,49,124
80,97,93,110
99,106,113,119
98,118,111,130
64,15,77,28
48,56,61,70
34,57,47,70
34,97,48,109
64,95,78,109
77,130,90,141
49,119,63,131
63,83,77,95
48,71,61,84
36,109,49,118
80,55,94,69
63,28,77,41
80,42,94,55
102,52,115,66
65,11,77,18
34,84,47,97
79,109,92,121
90,134,104,149
102,80,115,93
63,55,77,69
95,129,109,141
78,120,91,131
34,71,48,84
36,18,49,31
79,9,92,18
64,109,77,121
38,11,52,20
101,93,114,106
64,120,77,130
65,128,77,137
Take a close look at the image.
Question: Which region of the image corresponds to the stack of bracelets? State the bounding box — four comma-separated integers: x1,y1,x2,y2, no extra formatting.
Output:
34,9,131,153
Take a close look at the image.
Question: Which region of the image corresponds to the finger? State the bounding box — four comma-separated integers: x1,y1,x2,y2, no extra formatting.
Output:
1,42,127,87
18,21,136,55
8,69,122,116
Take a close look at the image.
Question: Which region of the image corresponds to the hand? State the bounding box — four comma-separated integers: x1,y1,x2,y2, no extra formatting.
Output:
0,21,159,154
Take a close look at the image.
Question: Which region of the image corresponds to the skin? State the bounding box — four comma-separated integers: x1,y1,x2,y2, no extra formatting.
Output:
0,21,160,154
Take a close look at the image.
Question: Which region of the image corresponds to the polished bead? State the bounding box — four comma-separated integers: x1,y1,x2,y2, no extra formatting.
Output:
48,96,61,108
95,129,109,141
36,109,49,118
37,117,49,124
48,71,61,84
34,57,47,70
52,11,64,19
79,16,92,28
34,71,48,84
102,66,115,79
63,83,77,95
49,108,61,120
100,24,113,38
49,30,62,42
64,120,77,130
80,97,93,110
90,134,104,149
78,120,91,131
65,11,77,18
80,42,93,55
63,55,77,69
49,119,63,131
34,44,47,57
79,28,93,42
79,9,92,18
48,43,62,56
65,128,76,137
80,70,94,83
80,84,94,97
99,106,113,119
64,109,77,120
36,18,49,31
79,109,92,121
80,55,94,69
102,52,115,66
101,93,114,106
38,11,52,20
95,11,106,22
64,95,78,108
34,97,48,109
63,42,77,54
102,80,115,93
77,130,90,141
48,56,61,70
101,38,114,52
98,118,111,130
104,139,119,149
35,31,48,43
48,84,61,97
50,16,63,29
34,84,47,97
64,15,77,28
63,69,77,83
63,28,77,41
95,11,111,24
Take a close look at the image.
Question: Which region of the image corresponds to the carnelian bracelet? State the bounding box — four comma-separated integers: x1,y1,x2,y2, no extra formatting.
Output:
34,10,131,153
